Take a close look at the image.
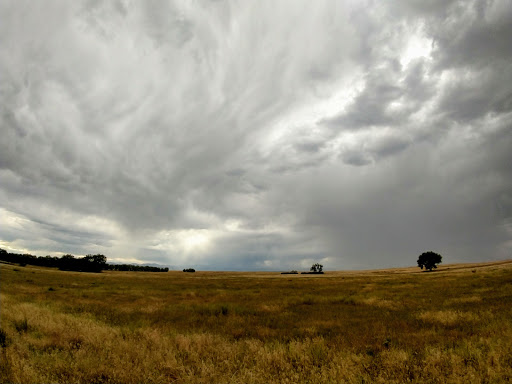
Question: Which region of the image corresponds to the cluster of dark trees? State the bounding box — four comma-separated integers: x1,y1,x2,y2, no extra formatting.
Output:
307,263,324,274
0,249,168,273
0,249,107,272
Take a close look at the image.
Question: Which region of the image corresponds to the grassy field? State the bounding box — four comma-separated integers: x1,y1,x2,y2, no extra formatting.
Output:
1,260,512,383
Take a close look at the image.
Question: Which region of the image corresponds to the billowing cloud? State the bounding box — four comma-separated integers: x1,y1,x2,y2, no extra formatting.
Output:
1,0,511,270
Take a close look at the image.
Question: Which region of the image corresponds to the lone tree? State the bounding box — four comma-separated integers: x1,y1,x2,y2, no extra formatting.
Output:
310,263,323,273
417,251,442,271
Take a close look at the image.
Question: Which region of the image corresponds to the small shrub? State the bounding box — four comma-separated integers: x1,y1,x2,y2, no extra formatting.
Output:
14,318,29,334
183,268,196,273
69,337,83,350
302,297,315,305
0,328,9,348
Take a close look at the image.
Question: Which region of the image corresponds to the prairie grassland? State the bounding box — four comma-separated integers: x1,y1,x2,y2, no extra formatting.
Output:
1,261,512,383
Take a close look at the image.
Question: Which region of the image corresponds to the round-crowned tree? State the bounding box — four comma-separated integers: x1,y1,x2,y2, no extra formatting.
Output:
417,251,442,271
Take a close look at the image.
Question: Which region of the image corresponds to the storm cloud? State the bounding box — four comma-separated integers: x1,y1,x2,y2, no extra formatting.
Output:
1,0,511,270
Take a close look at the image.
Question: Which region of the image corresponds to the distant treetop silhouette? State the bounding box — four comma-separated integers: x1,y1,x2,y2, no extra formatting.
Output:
417,251,442,271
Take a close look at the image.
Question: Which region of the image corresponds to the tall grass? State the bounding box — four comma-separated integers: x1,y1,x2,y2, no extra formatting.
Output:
1,261,512,383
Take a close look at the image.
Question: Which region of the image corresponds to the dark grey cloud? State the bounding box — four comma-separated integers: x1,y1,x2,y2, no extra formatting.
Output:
436,65,512,123
427,0,512,70
323,57,436,132
1,0,511,269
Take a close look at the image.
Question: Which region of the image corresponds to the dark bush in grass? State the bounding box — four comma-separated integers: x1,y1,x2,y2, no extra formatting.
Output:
14,318,29,334
0,328,9,348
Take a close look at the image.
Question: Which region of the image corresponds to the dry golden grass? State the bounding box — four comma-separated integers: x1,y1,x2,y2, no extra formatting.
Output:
1,260,512,383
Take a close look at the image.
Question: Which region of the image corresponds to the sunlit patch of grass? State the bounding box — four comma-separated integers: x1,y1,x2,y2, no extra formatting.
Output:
417,310,479,326
445,295,482,305
259,304,282,313
361,296,398,309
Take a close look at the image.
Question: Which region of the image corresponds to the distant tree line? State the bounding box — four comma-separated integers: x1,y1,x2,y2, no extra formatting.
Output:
0,249,168,273
0,249,107,272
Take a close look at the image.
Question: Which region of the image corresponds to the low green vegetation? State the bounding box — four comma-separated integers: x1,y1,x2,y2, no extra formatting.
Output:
1,260,511,383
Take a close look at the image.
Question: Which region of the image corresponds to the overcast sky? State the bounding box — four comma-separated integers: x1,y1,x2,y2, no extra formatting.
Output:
1,0,511,270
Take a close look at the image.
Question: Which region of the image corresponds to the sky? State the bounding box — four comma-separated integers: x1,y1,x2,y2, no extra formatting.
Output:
1,0,511,271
